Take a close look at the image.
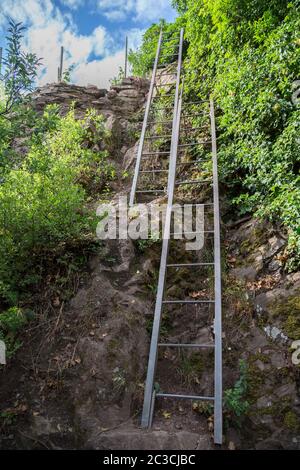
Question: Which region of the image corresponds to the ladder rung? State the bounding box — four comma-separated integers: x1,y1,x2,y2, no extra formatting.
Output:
162,300,215,304
147,120,172,125
181,126,209,131
145,135,172,140
150,106,174,110
177,159,210,166
153,94,175,99
142,151,170,156
136,190,165,193
159,53,178,59
158,343,214,349
160,39,181,44
181,113,210,118
171,230,214,236
179,203,214,207
161,35,181,40
157,63,177,68
159,51,179,57
140,169,169,173
158,72,177,77
176,159,211,166
178,141,212,148
156,393,214,401
183,100,210,105
160,45,180,50
167,263,214,267
158,59,178,65
175,179,212,185
155,84,175,88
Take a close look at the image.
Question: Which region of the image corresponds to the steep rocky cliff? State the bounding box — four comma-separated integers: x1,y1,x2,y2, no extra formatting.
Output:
0,76,299,450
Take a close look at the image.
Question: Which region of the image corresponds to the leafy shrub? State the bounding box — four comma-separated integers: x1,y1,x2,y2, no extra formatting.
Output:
128,18,187,76
0,307,27,333
130,0,300,268
224,359,250,421
0,105,114,304
0,18,41,116
0,307,27,358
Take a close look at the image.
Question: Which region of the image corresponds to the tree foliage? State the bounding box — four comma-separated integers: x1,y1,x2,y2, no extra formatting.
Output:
0,105,114,305
0,18,41,116
172,0,188,13
129,0,300,267
128,17,186,76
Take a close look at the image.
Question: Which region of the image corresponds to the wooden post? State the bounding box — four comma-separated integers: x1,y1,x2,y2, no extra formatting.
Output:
124,36,128,78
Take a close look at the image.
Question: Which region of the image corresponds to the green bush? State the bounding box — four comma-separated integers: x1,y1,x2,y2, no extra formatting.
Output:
130,0,300,268
128,18,187,76
0,105,114,304
0,307,27,358
0,18,41,116
0,307,27,333
224,359,250,420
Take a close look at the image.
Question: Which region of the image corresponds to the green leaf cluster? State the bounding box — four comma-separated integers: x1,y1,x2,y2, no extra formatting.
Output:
224,359,250,419
129,0,300,267
0,105,114,305
0,18,41,115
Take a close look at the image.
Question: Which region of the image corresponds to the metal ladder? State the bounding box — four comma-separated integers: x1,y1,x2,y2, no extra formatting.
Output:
130,30,223,445
129,28,184,205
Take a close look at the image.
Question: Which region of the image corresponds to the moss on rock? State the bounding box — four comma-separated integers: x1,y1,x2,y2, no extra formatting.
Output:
269,292,300,340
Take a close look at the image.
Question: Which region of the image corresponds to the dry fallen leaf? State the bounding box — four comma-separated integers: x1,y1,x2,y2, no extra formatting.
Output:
162,410,171,419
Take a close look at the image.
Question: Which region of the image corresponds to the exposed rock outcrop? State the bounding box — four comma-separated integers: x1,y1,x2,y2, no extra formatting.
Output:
226,217,300,449
1,73,299,451
30,78,150,119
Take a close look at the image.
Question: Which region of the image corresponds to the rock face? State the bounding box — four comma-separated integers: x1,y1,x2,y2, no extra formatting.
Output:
30,77,150,119
26,77,149,164
227,217,300,449
1,71,300,451
230,218,286,281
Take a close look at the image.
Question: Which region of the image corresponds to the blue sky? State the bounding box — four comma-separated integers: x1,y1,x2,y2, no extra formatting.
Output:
0,0,177,87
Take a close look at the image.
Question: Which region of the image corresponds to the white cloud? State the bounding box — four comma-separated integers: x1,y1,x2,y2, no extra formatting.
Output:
0,0,176,89
92,25,106,56
0,1,111,86
60,0,84,9
96,0,176,24
135,0,177,22
25,21,109,85
99,0,135,22
0,0,54,27
73,50,125,88
103,10,127,22
127,27,144,50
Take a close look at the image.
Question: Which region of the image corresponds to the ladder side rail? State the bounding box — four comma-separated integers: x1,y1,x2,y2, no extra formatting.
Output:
141,80,184,429
129,29,163,206
168,28,184,195
210,98,223,445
